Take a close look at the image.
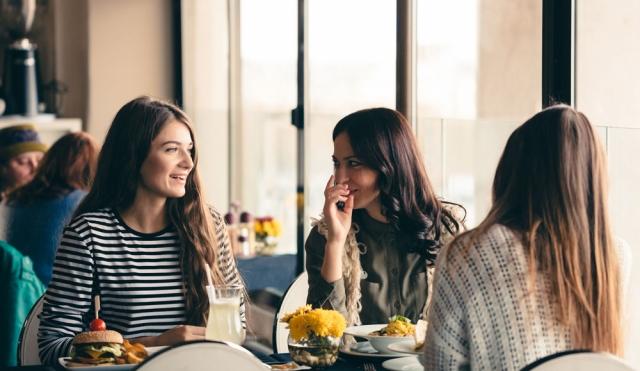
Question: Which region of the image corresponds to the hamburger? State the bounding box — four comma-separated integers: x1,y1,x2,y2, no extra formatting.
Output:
70,330,124,365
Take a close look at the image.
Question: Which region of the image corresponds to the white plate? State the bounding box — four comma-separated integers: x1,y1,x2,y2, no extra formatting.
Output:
59,358,134,371
344,324,414,342
344,324,415,354
146,346,167,355
387,341,421,355
269,362,311,370
343,324,387,339
58,346,166,370
339,341,412,359
382,356,422,371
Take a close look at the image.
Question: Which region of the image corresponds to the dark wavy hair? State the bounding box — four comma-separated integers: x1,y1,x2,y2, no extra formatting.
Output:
333,108,463,263
74,96,226,325
8,132,98,203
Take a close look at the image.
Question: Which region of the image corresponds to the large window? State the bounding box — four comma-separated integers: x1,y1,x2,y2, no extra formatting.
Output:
233,0,298,253
416,0,542,225
306,0,396,226
228,0,396,254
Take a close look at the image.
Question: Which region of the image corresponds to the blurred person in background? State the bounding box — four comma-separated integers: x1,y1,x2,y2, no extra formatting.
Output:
1,132,98,285
0,124,47,202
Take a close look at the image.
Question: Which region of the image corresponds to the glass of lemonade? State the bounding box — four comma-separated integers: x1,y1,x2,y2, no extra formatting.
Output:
205,285,244,344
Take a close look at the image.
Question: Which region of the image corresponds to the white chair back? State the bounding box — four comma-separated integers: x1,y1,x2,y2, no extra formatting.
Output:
136,340,268,371
272,271,308,353
18,295,44,365
526,351,635,371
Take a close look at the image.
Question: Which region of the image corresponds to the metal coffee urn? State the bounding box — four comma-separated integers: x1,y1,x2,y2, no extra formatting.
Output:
1,0,40,116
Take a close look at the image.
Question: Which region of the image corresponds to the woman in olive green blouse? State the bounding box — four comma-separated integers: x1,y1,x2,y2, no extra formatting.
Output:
305,108,464,326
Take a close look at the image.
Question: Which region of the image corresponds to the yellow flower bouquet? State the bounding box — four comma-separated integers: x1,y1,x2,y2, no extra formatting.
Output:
280,305,346,368
254,216,282,255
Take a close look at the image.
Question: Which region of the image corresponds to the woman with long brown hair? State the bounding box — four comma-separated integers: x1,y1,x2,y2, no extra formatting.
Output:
423,105,629,370
306,108,464,326
38,97,245,365
1,131,98,285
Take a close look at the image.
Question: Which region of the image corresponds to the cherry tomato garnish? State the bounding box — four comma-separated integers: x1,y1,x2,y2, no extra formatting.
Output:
89,318,106,331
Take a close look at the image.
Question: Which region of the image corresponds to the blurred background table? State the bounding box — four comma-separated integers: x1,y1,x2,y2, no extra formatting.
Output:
237,253,297,293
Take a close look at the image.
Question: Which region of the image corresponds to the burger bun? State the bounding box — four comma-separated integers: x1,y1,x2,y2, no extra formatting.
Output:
72,330,124,345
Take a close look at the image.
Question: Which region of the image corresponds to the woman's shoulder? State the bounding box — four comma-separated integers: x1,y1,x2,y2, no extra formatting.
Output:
444,224,521,264
68,207,117,229
435,225,524,299
207,206,226,229
205,205,221,219
308,224,325,239
66,189,88,203
39,189,87,210
304,222,327,252
309,216,329,237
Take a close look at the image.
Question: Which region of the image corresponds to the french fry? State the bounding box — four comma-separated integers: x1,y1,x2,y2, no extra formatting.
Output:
127,352,144,364
121,339,148,364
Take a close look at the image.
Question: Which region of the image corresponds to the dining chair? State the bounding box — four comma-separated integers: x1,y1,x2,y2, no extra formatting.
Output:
136,340,268,370
272,271,308,353
521,350,635,371
17,294,45,365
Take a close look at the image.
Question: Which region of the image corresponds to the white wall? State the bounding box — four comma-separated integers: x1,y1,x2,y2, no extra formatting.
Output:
181,0,230,209
86,0,175,139
53,0,89,122
53,0,175,138
577,2,640,365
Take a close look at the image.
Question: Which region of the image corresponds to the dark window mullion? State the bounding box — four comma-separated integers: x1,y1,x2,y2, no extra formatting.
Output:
542,0,573,107
294,0,307,275
396,0,416,128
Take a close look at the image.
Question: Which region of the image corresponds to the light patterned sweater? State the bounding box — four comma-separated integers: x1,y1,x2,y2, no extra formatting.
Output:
423,224,630,371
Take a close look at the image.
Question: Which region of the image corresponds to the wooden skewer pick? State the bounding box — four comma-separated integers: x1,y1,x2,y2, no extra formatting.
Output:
94,295,101,319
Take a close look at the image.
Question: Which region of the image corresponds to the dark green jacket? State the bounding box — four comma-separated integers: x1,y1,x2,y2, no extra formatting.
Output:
0,240,45,367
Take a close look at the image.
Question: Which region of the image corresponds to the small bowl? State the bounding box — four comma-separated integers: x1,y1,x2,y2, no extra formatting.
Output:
343,324,415,354
368,334,415,354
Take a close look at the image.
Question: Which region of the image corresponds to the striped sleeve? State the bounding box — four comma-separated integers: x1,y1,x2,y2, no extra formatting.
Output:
38,217,94,365
211,208,247,327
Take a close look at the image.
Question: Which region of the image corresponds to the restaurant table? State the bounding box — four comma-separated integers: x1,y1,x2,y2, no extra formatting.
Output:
4,366,56,371
5,354,391,371
258,352,390,370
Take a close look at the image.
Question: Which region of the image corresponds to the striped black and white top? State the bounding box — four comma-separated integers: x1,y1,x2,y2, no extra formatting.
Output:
38,208,245,365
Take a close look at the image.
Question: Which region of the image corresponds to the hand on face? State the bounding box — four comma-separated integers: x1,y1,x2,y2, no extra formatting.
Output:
323,175,354,245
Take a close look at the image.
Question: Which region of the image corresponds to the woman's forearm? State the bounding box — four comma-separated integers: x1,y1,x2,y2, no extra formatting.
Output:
321,241,344,283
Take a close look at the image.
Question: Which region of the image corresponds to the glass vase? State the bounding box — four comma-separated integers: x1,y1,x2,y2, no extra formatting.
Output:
287,333,340,368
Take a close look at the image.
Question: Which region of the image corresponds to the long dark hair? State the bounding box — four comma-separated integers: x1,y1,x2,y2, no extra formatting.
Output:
454,104,621,354
8,132,98,203
333,108,463,262
75,96,225,325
